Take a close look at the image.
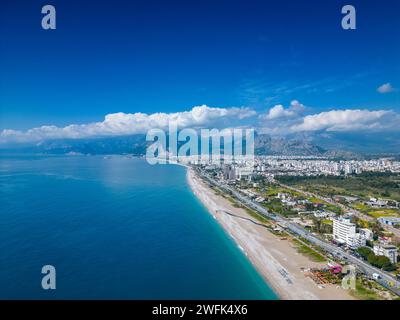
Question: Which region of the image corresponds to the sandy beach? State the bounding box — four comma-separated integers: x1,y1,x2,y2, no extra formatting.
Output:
187,168,354,300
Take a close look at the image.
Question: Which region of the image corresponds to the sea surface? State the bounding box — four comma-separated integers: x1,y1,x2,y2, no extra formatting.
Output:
0,154,277,299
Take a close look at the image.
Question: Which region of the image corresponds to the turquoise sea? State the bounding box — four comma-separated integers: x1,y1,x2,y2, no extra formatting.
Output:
0,154,277,299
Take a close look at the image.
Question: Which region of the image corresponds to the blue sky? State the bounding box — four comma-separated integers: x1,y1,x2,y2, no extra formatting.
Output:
0,0,399,141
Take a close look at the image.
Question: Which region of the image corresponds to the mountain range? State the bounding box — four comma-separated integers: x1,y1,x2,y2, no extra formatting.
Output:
0,133,371,159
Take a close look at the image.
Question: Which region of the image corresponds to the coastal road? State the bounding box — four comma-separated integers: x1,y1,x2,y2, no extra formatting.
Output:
197,169,400,296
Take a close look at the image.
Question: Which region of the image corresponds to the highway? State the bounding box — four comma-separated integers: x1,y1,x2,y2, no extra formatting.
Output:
196,169,400,296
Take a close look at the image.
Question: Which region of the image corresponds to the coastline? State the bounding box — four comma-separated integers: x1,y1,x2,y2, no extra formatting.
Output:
187,167,354,300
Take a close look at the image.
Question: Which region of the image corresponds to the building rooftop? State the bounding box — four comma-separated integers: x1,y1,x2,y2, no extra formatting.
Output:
378,217,400,222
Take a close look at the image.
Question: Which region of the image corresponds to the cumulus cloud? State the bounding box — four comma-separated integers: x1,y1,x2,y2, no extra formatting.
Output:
2,101,399,145
0,105,256,144
260,100,305,120
290,109,399,132
377,82,396,93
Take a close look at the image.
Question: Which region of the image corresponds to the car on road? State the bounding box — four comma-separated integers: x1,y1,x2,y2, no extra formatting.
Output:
373,273,381,280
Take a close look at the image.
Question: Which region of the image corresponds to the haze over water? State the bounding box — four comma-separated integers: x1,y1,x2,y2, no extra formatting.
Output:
0,155,277,299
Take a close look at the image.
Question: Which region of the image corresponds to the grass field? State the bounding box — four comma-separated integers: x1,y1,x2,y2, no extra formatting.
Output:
291,238,326,262
350,278,399,300
277,172,400,202
352,202,400,218
350,279,382,300
322,219,333,225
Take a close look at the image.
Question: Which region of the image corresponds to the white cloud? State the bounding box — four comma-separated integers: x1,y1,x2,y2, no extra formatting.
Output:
260,100,305,120
290,109,399,132
377,82,396,93
0,105,256,144
2,101,399,145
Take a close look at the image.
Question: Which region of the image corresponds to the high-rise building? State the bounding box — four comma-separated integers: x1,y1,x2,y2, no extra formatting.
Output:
333,217,358,247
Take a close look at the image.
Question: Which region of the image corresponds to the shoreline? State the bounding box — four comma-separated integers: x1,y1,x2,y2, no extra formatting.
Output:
187,168,354,300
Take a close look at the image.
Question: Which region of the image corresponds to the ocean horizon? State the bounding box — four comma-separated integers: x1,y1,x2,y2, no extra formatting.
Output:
0,154,277,299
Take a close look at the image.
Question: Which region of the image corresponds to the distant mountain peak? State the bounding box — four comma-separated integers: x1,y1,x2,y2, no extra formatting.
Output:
0,132,364,159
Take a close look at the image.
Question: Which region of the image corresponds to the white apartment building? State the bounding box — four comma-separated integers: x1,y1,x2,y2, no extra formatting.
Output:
333,217,366,248
373,244,398,264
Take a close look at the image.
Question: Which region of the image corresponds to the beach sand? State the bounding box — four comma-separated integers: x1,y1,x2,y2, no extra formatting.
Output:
187,168,354,300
